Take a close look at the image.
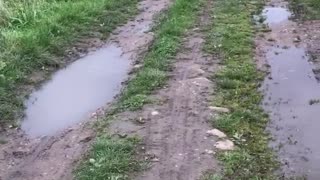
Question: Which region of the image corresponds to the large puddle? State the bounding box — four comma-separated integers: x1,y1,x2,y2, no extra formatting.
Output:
262,6,320,178
21,44,130,137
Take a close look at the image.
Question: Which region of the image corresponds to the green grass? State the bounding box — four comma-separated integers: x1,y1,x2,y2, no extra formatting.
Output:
205,0,278,179
0,0,138,126
290,0,320,20
75,136,141,180
116,0,203,111
74,0,204,179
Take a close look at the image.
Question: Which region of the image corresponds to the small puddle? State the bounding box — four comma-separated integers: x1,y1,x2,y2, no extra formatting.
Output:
21,44,130,137
262,7,291,25
261,6,320,178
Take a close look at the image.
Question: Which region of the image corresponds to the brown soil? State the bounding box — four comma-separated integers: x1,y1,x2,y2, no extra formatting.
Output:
299,20,320,81
0,0,170,179
108,2,221,179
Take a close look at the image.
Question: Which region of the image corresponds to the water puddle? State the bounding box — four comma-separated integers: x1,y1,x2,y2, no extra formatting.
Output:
261,6,320,178
21,44,130,137
262,7,291,25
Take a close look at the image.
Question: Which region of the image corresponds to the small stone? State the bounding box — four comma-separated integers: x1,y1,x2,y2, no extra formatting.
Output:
151,111,159,116
117,133,128,138
205,149,215,154
209,106,230,113
214,140,235,150
136,117,146,124
293,36,301,43
89,158,95,164
206,129,227,138
267,38,275,42
80,136,93,143
151,157,160,162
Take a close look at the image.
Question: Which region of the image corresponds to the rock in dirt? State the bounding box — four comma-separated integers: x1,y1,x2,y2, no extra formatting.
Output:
214,140,235,150
205,149,215,155
209,106,230,113
135,117,146,124
206,129,227,138
151,111,159,116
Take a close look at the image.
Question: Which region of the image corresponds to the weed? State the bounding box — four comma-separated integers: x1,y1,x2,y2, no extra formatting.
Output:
205,0,278,179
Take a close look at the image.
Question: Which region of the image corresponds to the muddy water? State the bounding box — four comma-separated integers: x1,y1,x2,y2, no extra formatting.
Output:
21,45,130,137
261,5,320,179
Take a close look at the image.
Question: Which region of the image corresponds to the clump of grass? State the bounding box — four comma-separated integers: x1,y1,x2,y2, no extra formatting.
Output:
205,0,278,179
75,136,141,180
0,0,138,126
75,0,204,178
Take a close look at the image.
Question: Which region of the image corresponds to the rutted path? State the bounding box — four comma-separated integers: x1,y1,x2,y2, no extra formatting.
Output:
0,0,170,179
109,1,221,179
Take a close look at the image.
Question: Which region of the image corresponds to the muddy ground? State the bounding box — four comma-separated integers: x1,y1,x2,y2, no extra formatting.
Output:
0,0,170,179
257,0,320,178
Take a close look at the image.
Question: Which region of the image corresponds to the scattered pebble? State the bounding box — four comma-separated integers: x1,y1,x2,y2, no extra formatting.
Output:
206,129,227,138
151,111,159,116
214,140,235,150
209,106,230,113
89,158,95,164
205,149,215,155
136,117,146,124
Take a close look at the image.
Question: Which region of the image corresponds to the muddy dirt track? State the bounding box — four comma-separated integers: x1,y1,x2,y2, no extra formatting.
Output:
0,0,170,179
3,0,320,179
109,1,224,179
258,0,320,178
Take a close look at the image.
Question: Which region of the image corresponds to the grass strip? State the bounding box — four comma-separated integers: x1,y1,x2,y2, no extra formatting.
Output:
115,0,203,111
0,0,138,126
205,0,278,179
289,0,320,20
74,0,203,179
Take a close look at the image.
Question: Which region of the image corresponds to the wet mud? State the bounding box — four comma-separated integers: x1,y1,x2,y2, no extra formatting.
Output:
258,1,320,178
0,0,170,179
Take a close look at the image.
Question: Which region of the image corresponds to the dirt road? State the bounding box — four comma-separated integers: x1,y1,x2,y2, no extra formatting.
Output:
0,0,170,179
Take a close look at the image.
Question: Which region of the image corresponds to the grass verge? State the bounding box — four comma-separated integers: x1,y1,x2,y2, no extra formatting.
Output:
0,0,138,126
205,0,278,179
289,0,320,20
75,0,203,179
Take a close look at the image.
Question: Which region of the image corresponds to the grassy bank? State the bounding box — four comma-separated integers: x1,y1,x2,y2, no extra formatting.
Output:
0,0,138,126
205,0,278,179
290,0,320,20
75,0,203,179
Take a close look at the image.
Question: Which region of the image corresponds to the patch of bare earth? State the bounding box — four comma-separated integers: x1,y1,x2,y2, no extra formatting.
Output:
108,2,222,180
0,0,170,179
299,20,320,81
